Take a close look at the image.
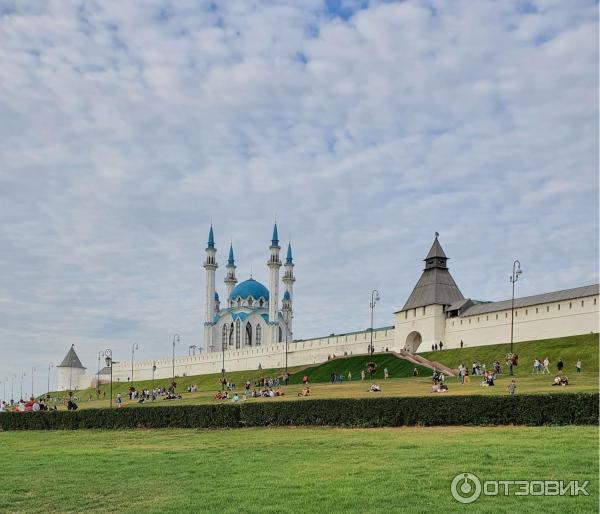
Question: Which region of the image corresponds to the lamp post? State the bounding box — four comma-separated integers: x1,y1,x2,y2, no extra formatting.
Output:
369,290,380,356
96,351,105,398
11,374,15,403
172,334,180,390
3,378,6,401
221,335,226,391
509,260,523,376
20,371,26,401
152,362,156,397
47,363,53,397
31,367,36,399
104,349,113,408
131,343,139,386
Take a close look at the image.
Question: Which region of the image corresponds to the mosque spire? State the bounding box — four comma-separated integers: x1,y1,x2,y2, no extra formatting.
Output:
228,243,235,266
207,225,215,249
286,242,293,264
271,222,279,247
224,241,237,302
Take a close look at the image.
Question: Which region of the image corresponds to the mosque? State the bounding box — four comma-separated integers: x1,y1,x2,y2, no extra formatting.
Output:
202,223,295,353
55,230,599,390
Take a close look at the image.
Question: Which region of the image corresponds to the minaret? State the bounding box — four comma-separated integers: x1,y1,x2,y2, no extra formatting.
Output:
282,242,295,338
267,223,281,344
224,243,237,305
203,225,218,352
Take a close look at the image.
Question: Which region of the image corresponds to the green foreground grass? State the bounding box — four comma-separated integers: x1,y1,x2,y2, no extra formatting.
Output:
0,426,596,513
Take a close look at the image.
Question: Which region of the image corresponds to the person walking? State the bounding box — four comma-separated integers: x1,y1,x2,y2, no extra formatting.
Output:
347,371,352,381
384,368,389,380
576,359,582,373
439,341,443,350
458,363,465,384
542,357,550,374
557,358,564,373
360,369,365,381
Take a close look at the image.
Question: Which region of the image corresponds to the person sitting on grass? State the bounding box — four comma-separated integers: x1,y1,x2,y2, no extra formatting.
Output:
368,383,381,392
297,386,310,397
275,387,284,396
552,375,569,386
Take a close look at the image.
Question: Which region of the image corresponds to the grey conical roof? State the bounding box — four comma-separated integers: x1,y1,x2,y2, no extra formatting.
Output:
57,345,85,369
425,237,447,260
400,238,463,311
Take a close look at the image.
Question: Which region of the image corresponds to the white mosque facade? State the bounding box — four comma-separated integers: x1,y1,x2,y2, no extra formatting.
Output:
203,224,294,355
57,232,599,390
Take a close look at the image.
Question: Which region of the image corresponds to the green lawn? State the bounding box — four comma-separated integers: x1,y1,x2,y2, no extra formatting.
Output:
287,352,430,384
420,333,599,376
0,426,596,513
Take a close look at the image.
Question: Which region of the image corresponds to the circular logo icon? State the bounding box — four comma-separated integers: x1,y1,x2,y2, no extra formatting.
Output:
451,473,482,504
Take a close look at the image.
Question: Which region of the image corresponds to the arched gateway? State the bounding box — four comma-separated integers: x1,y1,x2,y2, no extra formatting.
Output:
405,331,423,353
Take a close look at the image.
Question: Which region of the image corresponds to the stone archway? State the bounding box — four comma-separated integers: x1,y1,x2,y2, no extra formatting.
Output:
405,331,423,353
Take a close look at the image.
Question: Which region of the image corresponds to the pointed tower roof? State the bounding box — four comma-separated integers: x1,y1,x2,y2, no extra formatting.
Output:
285,242,293,264
207,225,215,249
57,345,85,369
398,236,464,311
271,223,279,246
227,244,235,266
425,234,447,260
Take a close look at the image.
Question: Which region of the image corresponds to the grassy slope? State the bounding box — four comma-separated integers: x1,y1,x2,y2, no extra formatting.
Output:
0,427,596,513
49,334,598,401
287,353,430,384
49,364,307,401
419,333,599,376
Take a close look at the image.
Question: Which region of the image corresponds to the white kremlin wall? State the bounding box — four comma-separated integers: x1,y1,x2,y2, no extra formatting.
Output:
444,293,599,349
82,327,396,388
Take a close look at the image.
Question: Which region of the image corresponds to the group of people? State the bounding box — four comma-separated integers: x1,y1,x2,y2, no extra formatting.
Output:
430,341,444,351
0,398,58,412
533,357,581,374
214,387,286,401
552,375,569,386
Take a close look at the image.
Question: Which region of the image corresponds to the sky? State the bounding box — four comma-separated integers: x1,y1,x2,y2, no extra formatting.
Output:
0,0,598,397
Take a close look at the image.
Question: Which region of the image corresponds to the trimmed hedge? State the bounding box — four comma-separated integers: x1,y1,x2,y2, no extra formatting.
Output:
0,394,597,431
0,404,240,431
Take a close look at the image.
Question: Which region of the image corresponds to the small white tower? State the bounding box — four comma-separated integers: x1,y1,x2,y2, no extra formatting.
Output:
267,223,282,344
224,243,238,305
282,242,295,338
203,225,218,352
56,344,86,392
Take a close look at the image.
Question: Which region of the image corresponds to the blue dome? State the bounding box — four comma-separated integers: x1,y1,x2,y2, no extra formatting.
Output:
229,278,269,301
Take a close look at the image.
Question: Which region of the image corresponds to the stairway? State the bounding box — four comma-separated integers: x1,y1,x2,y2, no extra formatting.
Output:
394,350,458,377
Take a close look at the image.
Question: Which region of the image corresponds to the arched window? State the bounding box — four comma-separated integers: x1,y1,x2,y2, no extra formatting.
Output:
248,297,253,306
245,322,252,346
235,319,241,349
278,326,283,342
256,324,262,345
222,325,228,349
237,298,241,307
228,323,234,346
259,299,264,307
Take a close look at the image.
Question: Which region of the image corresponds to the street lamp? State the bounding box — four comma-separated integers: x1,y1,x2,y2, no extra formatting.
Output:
11,374,16,403
152,362,157,398
47,363,54,397
369,290,380,356
104,349,113,408
284,313,294,379
20,371,26,401
131,343,139,386
97,351,105,399
221,334,226,391
509,260,523,376
172,334,180,390
31,367,36,399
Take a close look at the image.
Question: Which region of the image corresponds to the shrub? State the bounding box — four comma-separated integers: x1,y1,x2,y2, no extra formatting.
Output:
0,394,596,431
